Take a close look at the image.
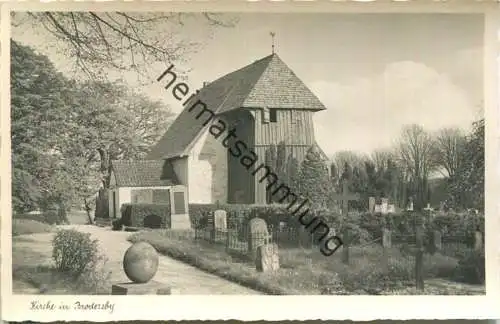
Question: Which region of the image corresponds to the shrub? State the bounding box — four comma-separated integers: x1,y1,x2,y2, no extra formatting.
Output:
121,203,170,228
52,229,101,277
454,249,485,284
112,218,123,231
423,253,458,279
339,258,413,293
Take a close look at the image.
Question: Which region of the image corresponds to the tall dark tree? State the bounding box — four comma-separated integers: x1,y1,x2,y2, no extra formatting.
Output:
449,119,484,210
296,146,331,208
11,40,73,213
264,145,277,203
286,154,300,204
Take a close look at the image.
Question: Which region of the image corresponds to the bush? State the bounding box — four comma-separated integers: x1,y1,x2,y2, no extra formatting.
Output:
112,219,123,231
454,249,485,284
121,203,171,228
339,258,413,293
52,229,101,277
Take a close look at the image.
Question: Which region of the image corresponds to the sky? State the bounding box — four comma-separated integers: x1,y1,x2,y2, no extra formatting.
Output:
12,13,484,157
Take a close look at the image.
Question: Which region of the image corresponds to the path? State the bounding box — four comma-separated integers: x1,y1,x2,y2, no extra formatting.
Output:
59,225,262,295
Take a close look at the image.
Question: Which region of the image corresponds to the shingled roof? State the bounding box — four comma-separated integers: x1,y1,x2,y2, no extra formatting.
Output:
110,160,179,187
147,53,327,160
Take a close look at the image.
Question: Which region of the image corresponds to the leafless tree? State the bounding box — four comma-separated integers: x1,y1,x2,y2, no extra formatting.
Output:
12,12,237,80
432,128,467,178
371,149,396,172
332,150,369,178
397,124,437,208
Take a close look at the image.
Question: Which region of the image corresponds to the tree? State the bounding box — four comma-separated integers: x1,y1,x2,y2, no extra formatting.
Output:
286,154,300,203
11,40,74,213
296,145,331,208
432,128,467,179
449,119,484,210
264,145,277,203
275,142,287,187
397,124,436,210
13,12,237,79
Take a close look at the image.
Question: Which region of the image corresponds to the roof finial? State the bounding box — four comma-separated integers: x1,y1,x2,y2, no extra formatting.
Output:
270,32,276,54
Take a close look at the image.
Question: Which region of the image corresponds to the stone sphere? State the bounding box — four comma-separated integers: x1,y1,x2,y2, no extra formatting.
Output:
123,242,159,283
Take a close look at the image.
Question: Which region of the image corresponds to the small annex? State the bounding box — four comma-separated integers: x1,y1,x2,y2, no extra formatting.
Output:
108,160,190,228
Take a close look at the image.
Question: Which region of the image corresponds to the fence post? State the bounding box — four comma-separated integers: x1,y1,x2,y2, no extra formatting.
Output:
342,227,350,264
225,228,231,251
415,223,425,291
474,230,483,251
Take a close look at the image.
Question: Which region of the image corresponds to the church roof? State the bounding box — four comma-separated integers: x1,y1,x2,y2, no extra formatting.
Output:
110,160,179,187
147,53,327,160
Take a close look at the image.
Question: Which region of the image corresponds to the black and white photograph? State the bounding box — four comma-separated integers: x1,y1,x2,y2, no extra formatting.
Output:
1,1,498,321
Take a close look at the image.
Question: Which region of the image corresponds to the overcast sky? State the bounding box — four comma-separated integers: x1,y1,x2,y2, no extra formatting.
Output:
12,13,484,157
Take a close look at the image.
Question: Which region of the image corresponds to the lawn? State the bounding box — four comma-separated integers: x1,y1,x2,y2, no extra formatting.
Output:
12,219,54,236
128,229,485,295
11,220,111,294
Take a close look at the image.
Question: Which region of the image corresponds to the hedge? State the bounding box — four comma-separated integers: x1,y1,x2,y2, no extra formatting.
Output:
120,203,171,229
189,204,484,244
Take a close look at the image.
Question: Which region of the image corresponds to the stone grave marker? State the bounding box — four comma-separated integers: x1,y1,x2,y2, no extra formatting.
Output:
433,230,442,251
374,204,382,214
214,209,227,231
255,243,280,272
381,198,389,215
474,231,483,251
407,198,414,211
382,228,392,248
387,204,396,214
247,218,271,259
368,197,376,214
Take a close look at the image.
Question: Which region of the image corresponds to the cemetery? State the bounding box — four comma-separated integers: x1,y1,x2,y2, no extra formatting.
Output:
11,35,486,296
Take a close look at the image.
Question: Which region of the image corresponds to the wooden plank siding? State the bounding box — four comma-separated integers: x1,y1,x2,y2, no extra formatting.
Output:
252,108,317,204
254,109,315,146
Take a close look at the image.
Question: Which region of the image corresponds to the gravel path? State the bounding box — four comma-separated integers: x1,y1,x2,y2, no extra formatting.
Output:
59,225,262,295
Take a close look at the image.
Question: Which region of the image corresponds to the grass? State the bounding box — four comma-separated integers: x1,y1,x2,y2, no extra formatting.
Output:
12,228,110,295
12,218,54,236
128,229,484,295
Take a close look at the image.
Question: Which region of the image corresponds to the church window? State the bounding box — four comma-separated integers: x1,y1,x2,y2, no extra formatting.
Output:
269,109,278,123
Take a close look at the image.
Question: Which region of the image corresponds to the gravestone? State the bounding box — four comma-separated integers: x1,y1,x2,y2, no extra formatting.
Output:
433,230,442,251
474,231,483,251
439,201,446,214
387,204,396,214
374,204,382,214
214,209,227,230
213,209,227,243
368,197,376,214
382,229,392,248
380,198,389,215
407,198,414,211
247,218,270,258
111,242,177,295
255,243,280,272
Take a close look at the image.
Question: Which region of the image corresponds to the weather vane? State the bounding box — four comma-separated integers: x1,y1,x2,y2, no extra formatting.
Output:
270,32,276,54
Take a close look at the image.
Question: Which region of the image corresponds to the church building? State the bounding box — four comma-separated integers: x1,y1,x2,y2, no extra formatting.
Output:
145,53,328,205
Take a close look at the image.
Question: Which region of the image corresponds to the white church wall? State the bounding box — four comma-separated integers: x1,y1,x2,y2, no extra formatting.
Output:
189,125,228,204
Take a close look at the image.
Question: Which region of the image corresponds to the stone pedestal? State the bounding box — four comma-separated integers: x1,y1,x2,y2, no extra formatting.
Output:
255,243,279,272
111,281,180,295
